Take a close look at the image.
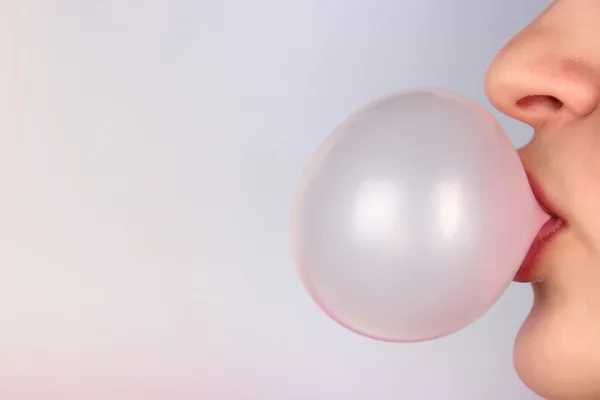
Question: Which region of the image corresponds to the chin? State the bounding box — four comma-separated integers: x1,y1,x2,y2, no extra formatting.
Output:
513,282,600,400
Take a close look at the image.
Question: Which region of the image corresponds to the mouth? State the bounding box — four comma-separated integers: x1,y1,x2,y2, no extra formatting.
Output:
514,172,567,283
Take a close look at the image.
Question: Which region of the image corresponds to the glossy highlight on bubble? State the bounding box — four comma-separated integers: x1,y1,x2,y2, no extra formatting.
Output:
291,90,549,342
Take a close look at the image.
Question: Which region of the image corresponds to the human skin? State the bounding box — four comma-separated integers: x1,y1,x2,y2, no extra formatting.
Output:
485,0,600,399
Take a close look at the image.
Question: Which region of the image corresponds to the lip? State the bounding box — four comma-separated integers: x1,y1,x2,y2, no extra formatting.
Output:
514,172,567,283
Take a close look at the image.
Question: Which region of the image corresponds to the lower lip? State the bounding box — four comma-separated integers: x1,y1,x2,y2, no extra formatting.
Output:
514,217,565,283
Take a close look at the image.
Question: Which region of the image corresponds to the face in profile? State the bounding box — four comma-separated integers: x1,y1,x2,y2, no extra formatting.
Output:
485,0,600,398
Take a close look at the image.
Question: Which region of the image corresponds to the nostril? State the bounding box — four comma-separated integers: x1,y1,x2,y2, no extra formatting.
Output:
516,95,564,111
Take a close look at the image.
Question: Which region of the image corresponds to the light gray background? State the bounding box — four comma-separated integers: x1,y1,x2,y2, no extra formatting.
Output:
0,0,550,399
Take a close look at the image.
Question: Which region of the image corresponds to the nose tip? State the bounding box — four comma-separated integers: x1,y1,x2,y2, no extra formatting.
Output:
485,54,600,128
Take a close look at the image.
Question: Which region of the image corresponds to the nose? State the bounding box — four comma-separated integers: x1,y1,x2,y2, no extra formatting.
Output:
485,33,600,129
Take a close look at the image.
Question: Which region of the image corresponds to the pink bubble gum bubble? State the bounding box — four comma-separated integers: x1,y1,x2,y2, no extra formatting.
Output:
291,89,549,343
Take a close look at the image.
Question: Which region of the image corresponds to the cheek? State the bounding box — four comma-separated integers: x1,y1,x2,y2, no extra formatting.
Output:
543,129,600,249
572,160,600,248
514,285,600,400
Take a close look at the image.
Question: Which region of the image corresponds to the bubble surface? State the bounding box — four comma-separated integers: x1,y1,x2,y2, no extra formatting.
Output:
291,90,548,342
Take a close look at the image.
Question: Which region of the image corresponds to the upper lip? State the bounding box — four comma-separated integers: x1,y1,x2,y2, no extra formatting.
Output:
514,168,567,282
525,170,562,221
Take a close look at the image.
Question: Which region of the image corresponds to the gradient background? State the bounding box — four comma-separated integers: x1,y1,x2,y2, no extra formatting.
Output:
0,0,550,399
